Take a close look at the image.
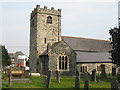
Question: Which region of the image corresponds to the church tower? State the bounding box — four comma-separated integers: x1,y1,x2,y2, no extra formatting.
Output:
29,5,61,72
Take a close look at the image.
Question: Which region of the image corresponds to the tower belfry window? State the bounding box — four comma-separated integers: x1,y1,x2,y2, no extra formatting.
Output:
32,20,34,27
44,38,46,44
47,16,52,24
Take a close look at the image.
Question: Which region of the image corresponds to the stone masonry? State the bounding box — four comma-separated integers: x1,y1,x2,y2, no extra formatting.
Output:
29,5,62,72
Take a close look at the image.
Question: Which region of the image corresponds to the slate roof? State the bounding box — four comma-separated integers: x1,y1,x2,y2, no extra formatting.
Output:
63,36,111,52
76,51,111,63
40,36,112,63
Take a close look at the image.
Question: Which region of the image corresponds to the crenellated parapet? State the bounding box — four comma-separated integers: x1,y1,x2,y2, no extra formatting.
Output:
30,5,61,19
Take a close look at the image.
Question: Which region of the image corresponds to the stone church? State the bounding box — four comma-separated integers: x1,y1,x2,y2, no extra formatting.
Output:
29,5,116,76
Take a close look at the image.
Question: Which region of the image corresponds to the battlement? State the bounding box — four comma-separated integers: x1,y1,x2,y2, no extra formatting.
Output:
31,5,61,19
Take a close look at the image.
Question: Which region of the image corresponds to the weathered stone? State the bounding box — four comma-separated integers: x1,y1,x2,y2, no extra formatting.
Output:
44,75,47,84
111,79,119,90
84,72,89,90
56,70,60,83
8,71,12,87
117,67,120,82
29,5,62,73
91,69,96,82
112,67,116,76
75,70,80,88
100,64,106,78
46,71,51,88
84,72,88,81
84,79,89,90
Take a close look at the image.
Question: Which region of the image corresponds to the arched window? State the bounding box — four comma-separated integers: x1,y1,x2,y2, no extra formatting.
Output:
80,66,88,73
58,54,68,70
47,16,52,24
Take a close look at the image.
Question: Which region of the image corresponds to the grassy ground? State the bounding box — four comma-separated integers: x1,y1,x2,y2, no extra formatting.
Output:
2,73,120,88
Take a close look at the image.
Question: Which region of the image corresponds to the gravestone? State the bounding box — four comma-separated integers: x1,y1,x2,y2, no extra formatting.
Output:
84,73,89,90
111,79,119,90
117,67,120,83
100,64,106,78
75,70,80,88
8,70,12,88
112,67,116,76
91,69,96,82
44,75,47,84
56,70,60,83
46,71,51,88
84,72,88,81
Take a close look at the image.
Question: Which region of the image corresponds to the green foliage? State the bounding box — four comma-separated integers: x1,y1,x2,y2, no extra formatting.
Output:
109,27,120,67
0,45,10,66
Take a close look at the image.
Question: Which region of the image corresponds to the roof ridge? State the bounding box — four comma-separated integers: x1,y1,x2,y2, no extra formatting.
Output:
62,35,110,42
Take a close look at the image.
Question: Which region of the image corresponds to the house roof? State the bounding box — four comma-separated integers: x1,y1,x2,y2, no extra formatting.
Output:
63,36,111,52
8,53,15,58
76,51,112,63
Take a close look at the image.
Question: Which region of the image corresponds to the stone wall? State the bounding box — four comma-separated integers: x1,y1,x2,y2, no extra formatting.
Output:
37,55,49,75
29,5,62,72
48,41,76,76
77,63,116,74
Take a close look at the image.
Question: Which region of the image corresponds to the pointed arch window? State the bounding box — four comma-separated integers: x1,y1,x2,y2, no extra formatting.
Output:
58,54,69,71
47,16,52,24
80,66,88,73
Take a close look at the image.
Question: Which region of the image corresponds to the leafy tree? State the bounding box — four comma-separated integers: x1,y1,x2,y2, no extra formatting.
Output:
109,27,120,67
0,45,10,66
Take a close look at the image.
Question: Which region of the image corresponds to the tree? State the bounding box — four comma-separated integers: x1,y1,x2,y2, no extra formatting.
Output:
109,27,120,67
0,45,10,66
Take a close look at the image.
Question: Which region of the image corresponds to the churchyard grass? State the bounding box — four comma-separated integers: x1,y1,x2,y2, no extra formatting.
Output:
2,73,120,88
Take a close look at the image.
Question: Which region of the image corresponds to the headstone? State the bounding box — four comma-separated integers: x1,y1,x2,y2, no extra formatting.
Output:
84,72,89,90
91,69,96,82
84,72,88,81
117,67,120,83
8,70,12,87
75,70,80,88
112,67,116,76
56,70,60,83
100,64,106,78
118,67,120,73
111,79,119,90
46,71,51,88
84,75,89,90
44,75,47,84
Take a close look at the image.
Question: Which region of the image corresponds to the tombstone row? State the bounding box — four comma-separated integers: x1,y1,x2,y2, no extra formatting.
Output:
45,70,60,88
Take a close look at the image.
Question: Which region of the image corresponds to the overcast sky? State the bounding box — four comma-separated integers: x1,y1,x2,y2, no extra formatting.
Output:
0,0,119,55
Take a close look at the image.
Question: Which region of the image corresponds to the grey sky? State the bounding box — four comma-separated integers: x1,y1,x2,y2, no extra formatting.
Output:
1,1,118,55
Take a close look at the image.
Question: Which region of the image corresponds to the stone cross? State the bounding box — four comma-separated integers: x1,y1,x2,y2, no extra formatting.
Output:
75,69,80,88
46,71,51,88
56,70,60,83
111,79,119,90
91,69,96,82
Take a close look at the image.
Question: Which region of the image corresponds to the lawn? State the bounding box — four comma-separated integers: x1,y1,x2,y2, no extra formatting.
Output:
2,73,120,88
